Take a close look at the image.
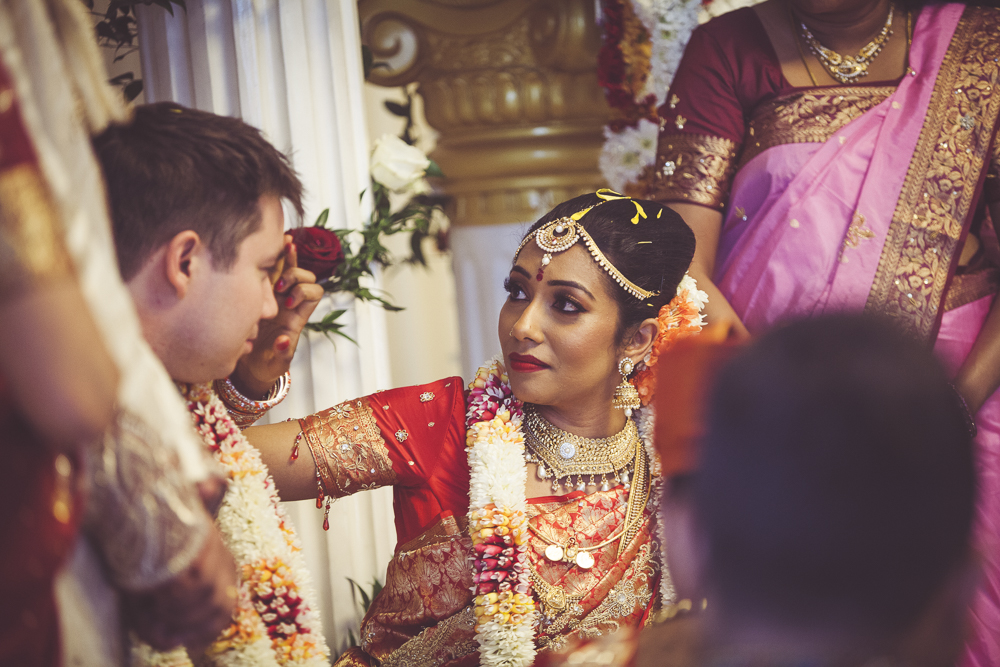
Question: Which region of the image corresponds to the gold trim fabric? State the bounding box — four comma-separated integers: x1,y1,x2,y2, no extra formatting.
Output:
739,87,897,167
865,6,1000,339
0,163,71,299
646,134,738,210
527,488,659,653
351,515,476,667
944,267,1000,311
379,607,477,667
300,397,398,498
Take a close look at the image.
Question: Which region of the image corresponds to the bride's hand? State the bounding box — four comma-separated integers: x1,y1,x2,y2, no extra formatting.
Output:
229,236,324,398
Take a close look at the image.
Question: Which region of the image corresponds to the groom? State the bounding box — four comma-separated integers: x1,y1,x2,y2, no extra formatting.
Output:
92,102,325,657
94,102,321,397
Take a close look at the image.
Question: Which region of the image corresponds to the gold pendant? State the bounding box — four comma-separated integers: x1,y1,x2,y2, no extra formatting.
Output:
541,586,567,618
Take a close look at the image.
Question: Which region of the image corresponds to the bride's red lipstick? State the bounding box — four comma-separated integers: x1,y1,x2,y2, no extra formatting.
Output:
509,353,549,372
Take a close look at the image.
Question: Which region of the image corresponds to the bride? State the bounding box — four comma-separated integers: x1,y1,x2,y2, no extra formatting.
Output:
243,190,704,666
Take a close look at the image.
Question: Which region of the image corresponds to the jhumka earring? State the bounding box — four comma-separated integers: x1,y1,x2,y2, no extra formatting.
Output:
612,357,641,417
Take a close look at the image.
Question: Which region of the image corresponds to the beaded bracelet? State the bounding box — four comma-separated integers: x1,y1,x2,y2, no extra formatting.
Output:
214,372,291,429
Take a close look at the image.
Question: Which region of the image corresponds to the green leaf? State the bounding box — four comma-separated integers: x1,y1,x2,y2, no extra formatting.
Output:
123,79,144,102
108,72,134,85
384,100,410,117
425,160,444,178
362,44,375,80
314,208,330,228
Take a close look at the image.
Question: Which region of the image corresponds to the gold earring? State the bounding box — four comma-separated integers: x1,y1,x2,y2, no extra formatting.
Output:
612,357,641,417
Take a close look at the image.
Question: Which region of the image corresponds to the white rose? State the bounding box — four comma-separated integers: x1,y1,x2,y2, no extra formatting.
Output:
370,134,431,191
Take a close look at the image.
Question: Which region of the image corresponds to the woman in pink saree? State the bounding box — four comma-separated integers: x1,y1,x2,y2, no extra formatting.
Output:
643,1,1000,664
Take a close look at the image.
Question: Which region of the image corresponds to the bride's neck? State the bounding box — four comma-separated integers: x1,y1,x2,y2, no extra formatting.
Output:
533,401,627,439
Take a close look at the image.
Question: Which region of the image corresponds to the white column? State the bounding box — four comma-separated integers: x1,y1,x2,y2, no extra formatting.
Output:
136,0,395,653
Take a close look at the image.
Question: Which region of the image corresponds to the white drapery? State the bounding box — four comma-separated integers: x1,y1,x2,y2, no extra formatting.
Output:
136,0,397,653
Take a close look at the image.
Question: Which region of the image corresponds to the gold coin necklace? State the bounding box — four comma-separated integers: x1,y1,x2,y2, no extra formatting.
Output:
522,409,652,622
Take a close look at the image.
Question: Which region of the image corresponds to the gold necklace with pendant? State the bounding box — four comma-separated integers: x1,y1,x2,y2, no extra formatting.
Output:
522,404,638,494
794,4,895,85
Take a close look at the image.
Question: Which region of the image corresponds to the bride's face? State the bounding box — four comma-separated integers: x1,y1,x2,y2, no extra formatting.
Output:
498,242,623,411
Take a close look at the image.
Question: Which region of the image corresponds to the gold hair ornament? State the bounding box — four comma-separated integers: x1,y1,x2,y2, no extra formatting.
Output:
513,189,658,301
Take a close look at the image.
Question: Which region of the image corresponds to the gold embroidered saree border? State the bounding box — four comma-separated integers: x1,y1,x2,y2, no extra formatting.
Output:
299,397,398,498
647,134,739,210
379,607,477,667
0,163,71,299
396,511,468,554
865,6,1000,339
739,87,897,167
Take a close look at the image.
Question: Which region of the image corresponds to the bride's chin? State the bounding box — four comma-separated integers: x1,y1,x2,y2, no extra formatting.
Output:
507,377,547,407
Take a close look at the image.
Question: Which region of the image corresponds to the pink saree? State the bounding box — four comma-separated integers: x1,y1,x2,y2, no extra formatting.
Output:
648,4,1000,664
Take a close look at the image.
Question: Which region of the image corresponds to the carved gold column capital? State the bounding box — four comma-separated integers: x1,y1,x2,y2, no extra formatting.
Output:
359,0,609,227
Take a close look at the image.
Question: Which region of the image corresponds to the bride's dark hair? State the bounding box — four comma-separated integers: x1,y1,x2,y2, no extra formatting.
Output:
520,193,696,344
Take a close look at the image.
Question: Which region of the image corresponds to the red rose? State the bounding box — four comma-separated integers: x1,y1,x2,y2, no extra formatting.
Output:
287,226,344,281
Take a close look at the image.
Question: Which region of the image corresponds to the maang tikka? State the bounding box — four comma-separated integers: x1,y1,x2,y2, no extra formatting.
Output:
514,189,660,301
612,357,642,417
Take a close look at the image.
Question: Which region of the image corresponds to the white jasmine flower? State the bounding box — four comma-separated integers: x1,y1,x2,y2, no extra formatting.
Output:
599,119,659,192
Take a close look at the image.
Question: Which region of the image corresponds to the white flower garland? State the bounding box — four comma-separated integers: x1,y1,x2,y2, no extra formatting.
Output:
466,357,537,667
600,119,661,193
133,384,329,667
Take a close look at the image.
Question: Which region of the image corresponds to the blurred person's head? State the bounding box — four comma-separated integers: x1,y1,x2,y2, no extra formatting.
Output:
93,103,303,383
692,315,976,661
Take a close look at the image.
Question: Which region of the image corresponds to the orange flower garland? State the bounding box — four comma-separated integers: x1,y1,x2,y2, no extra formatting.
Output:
633,274,708,406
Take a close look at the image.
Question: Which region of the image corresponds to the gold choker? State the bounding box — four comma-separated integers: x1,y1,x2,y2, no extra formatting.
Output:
522,405,638,494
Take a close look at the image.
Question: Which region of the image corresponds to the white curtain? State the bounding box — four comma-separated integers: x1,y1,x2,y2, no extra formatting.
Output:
450,223,530,378
136,0,397,653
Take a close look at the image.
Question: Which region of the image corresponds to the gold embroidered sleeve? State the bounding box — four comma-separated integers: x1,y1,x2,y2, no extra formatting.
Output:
646,134,739,210
0,164,72,300
300,397,398,498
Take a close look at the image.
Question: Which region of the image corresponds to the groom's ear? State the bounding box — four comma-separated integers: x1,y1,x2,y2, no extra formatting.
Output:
162,230,204,299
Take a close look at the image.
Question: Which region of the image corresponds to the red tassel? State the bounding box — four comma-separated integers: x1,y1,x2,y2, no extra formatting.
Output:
290,442,299,462
322,515,330,531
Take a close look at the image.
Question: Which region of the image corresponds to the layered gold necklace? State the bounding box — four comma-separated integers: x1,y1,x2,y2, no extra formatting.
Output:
521,405,651,621
793,3,895,85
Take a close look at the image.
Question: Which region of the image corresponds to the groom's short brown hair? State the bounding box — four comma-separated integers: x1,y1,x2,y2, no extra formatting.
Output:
93,102,303,281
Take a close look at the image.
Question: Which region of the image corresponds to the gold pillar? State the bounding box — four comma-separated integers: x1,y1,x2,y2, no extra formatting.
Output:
359,0,609,227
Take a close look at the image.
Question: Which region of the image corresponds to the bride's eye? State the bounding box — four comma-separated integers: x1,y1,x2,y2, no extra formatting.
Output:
553,295,583,314
503,277,527,301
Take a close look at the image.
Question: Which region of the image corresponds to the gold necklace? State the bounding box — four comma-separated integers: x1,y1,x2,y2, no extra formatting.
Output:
794,4,895,85
523,405,638,494
525,433,652,623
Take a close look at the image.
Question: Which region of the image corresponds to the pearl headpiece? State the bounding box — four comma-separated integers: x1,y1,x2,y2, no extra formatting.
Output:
513,189,659,301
